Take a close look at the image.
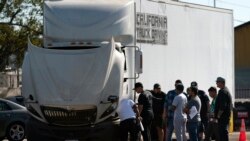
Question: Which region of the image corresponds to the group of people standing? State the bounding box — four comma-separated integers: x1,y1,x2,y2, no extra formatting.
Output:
117,76,232,141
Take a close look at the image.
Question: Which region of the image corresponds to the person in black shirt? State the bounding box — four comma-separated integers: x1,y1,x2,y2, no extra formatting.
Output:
150,83,166,141
214,77,232,141
134,82,154,141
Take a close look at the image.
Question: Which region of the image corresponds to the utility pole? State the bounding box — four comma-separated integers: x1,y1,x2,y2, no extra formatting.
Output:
214,0,216,7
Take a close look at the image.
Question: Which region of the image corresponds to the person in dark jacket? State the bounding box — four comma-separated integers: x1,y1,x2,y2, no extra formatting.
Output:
214,77,232,141
134,82,154,141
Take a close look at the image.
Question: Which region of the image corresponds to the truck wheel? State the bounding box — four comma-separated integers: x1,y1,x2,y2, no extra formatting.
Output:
6,122,25,141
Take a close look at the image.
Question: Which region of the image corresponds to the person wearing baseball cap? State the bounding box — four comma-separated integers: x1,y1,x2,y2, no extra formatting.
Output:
191,81,198,88
133,82,154,141
216,77,225,83
214,77,232,141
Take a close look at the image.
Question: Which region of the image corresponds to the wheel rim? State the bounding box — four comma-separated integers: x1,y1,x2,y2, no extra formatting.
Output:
9,124,25,140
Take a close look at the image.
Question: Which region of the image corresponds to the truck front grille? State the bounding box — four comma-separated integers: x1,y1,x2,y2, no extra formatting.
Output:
41,106,97,126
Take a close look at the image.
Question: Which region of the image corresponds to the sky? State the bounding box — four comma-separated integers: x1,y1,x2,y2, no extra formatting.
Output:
179,0,250,27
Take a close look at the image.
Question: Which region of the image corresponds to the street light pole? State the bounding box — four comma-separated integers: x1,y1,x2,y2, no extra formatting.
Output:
214,0,216,7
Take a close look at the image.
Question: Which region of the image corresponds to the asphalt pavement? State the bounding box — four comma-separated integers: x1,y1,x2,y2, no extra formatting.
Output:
228,131,250,140
2,132,250,141
170,132,250,141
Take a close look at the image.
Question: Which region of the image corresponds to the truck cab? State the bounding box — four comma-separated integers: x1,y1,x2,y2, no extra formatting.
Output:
22,0,140,140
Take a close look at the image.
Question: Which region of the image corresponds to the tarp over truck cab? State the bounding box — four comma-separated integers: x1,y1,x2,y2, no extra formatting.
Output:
44,0,135,47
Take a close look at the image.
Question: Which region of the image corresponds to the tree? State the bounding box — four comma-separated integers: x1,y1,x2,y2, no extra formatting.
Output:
0,0,43,71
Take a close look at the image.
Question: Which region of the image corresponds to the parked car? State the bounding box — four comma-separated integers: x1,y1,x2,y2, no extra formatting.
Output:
0,98,29,141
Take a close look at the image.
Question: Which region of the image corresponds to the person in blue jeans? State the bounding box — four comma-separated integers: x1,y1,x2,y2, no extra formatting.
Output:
184,86,201,141
163,79,182,141
190,81,209,141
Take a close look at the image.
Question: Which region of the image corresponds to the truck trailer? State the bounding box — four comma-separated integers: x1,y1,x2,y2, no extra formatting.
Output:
136,0,234,99
21,0,234,140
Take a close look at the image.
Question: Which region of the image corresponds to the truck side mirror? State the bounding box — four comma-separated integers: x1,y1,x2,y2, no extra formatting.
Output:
29,95,34,101
135,50,143,74
107,95,119,103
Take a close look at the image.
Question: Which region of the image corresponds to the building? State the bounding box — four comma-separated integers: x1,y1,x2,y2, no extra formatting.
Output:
235,21,250,100
0,70,21,98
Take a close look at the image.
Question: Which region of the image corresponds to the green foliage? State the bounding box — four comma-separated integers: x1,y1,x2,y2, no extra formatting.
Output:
0,0,43,71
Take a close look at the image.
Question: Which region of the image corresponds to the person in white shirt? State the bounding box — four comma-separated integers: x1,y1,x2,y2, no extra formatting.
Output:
117,98,140,141
172,83,187,141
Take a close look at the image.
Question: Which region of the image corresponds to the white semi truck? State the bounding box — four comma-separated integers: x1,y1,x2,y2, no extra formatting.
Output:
21,0,234,140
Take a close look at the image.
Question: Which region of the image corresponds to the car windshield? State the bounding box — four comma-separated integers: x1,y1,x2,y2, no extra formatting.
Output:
8,100,25,110
0,101,11,111
0,98,25,110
